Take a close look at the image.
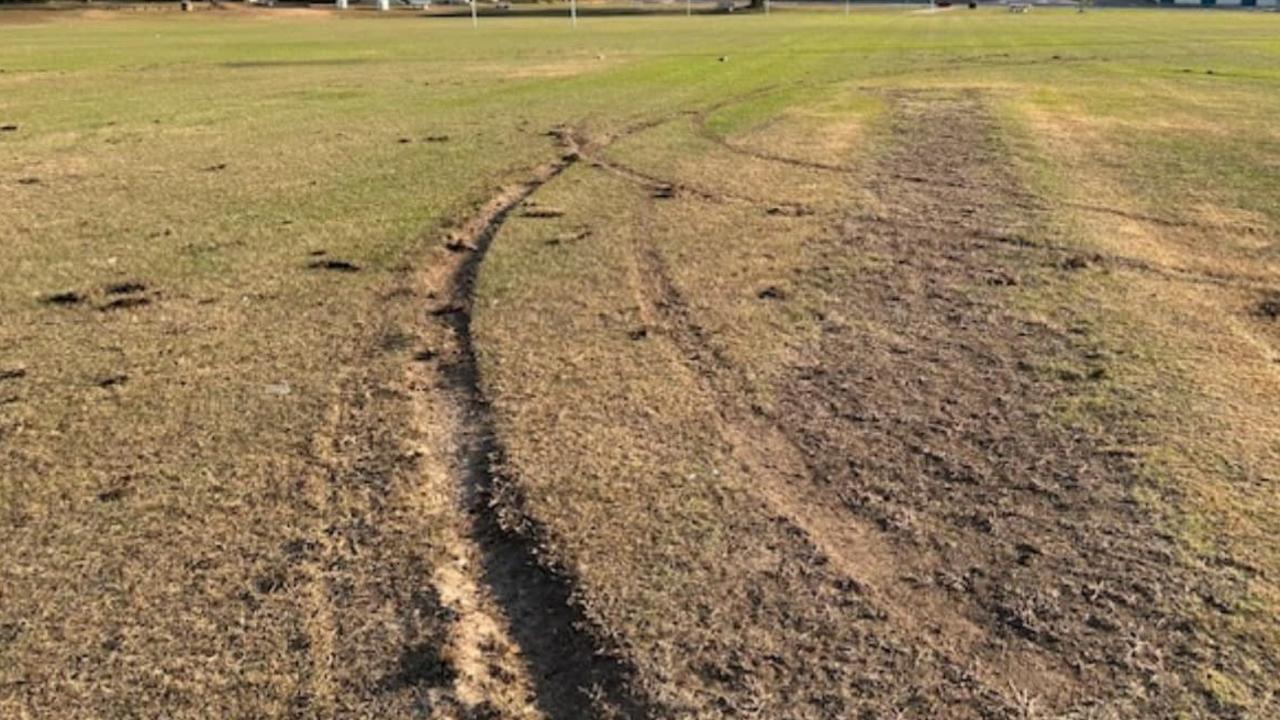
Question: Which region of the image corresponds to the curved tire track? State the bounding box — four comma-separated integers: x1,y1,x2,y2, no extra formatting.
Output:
413,150,658,719
408,94,787,717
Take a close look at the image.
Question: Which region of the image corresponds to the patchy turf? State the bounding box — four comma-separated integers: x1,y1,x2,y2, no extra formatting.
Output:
3,5,1280,719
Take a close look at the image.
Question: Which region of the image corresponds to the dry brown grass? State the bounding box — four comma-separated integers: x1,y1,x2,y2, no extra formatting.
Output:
1021,101,1280,716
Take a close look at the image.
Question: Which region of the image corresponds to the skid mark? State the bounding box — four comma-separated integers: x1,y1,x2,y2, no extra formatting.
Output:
406,97,813,716
624,232,1071,715
412,151,655,719
609,88,1230,715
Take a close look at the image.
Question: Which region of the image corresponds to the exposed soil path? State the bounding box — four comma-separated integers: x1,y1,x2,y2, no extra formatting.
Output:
603,87,1261,717
772,89,1256,717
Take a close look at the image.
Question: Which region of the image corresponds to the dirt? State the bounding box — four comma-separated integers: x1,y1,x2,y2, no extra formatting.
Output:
405,141,657,719
526,87,1280,717
105,281,147,295
763,90,1272,716
99,296,151,312
520,207,565,219
40,291,83,306
9,58,1266,714
1255,292,1280,320
95,374,128,388
307,258,361,272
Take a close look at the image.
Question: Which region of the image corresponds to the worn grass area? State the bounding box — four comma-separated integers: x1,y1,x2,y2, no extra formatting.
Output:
1010,69,1280,716
2,5,1280,719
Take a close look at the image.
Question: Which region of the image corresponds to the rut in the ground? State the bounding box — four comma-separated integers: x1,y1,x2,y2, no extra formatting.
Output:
409,152,658,719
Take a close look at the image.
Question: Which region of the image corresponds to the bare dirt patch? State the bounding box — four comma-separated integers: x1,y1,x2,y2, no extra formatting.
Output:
767,89,1275,717
473,84,1243,718
538,86,1277,717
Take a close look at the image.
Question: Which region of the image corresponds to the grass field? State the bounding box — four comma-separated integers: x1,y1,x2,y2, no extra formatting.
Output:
2,4,1280,719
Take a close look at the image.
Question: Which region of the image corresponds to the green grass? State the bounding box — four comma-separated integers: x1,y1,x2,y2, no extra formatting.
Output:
3,5,1280,717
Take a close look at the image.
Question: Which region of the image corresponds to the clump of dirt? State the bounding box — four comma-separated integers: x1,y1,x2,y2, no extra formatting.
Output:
521,207,565,219
1253,292,1280,320
41,291,84,306
97,485,133,503
444,234,474,253
765,203,813,217
100,296,151,312
307,259,361,272
429,302,464,318
96,374,128,388
547,229,590,247
106,281,147,295
1060,253,1099,271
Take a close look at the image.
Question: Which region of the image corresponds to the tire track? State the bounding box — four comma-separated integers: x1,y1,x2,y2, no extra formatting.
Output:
571,128,817,216
567,86,819,216
694,109,858,176
614,90,1111,715
412,150,660,719
622,233,1069,718
406,97,777,717
299,397,344,718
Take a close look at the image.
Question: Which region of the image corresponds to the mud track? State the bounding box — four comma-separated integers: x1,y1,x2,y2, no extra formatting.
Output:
774,89,1272,716
403,95,789,718
606,88,1270,716
395,86,1274,718
411,152,658,719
